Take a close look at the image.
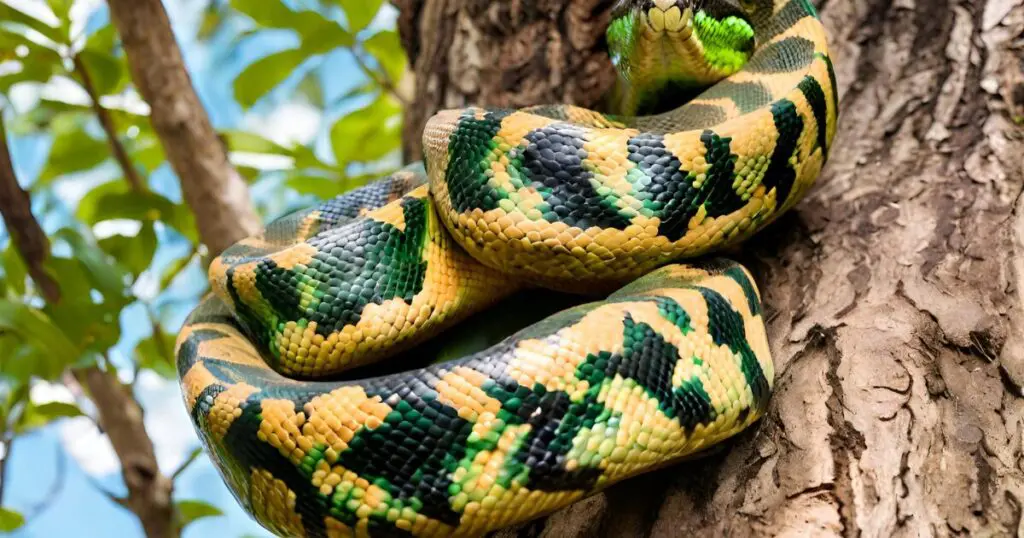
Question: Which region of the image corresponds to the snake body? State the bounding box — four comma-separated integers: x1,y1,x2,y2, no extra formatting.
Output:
176,1,838,536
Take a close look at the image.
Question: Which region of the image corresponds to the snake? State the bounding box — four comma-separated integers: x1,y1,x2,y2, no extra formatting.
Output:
175,0,838,536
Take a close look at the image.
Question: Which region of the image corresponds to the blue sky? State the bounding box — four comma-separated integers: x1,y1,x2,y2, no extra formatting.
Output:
3,1,386,536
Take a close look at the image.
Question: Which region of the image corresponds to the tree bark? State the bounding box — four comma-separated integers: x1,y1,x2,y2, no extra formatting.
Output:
393,0,618,162
104,0,260,256
397,0,1024,536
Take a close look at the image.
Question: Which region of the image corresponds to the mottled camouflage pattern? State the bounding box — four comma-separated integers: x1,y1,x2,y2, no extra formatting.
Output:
177,0,838,536
179,261,770,537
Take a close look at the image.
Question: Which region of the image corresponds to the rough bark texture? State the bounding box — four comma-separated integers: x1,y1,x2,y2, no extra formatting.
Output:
397,0,1024,536
104,0,260,256
393,0,618,162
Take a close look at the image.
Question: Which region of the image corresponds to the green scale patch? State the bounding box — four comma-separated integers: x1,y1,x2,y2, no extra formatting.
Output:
444,109,514,213
574,300,715,430
228,196,430,365
696,287,770,407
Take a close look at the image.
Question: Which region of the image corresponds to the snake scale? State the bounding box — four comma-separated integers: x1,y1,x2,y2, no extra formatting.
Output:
175,0,838,536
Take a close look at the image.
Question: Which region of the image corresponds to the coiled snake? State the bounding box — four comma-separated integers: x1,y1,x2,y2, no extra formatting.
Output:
176,0,838,536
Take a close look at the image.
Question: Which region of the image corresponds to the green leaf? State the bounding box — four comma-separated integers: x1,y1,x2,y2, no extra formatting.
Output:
0,382,30,425
98,221,158,277
233,48,308,109
363,30,407,84
0,507,25,532
16,400,84,432
2,245,28,296
197,3,226,41
40,289,123,357
175,500,223,530
222,130,293,156
53,228,129,298
297,70,324,108
0,3,63,43
135,331,175,379
229,0,304,28
77,182,198,242
77,48,126,96
127,133,166,173
291,144,333,172
38,121,109,185
284,173,346,199
85,22,118,53
42,231,131,354
158,251,197,291
330,79,377,109
334,0,384,32
229,0,352,49
329,94,401,167
0,300,80,381
45,0,72,39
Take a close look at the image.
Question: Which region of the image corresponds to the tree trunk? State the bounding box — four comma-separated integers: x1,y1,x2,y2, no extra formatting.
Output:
396,0,1024,536
393,0,618,162
105,0,260,256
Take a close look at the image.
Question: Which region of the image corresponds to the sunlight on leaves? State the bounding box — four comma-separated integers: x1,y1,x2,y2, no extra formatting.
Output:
329,93,401,168
15,400,84,433
0,508,25,533
333,0,385,32
0,300,79,382
175,500,224,530
234,48,308,109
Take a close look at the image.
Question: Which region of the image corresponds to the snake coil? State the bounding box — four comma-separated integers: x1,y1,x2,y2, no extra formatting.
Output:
176,1,837,536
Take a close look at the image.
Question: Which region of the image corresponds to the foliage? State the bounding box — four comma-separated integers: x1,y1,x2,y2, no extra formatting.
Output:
0,0,407,532
220,0,407,199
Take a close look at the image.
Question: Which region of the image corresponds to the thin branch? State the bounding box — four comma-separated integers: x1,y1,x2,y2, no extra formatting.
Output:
0,436,11,506
351,47,409,107
169,448,202,482
81,466,128,507
71,55,145,193
19,444,68,523
0,116,60,303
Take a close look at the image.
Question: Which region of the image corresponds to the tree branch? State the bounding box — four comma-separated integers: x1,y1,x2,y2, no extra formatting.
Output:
0,118,60,303
0,436,11,507
0,116,176,538
169,448,201,482
78,367,174,538
351,47,409,107
71,55,146,193
18,445,68,524
104,0,260,256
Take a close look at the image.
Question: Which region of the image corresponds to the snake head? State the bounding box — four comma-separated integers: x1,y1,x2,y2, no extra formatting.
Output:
607,0,757,113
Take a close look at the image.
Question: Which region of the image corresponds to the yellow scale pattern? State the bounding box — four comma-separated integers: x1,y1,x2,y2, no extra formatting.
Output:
176,2,838,536
179,265,774,537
